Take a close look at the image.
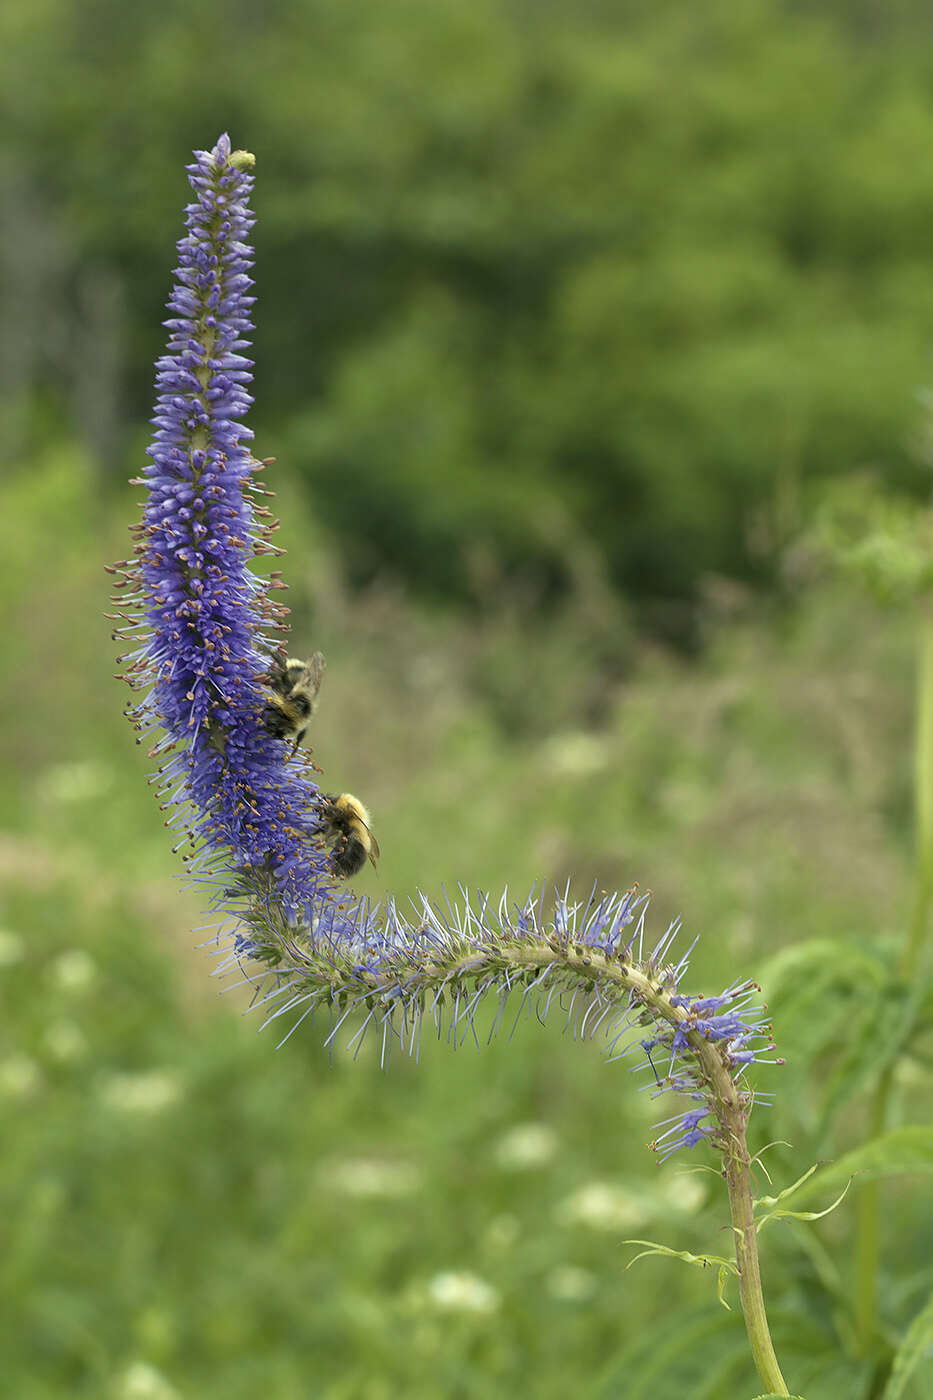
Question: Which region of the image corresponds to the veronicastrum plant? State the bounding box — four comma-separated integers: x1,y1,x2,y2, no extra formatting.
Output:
108,136,933,1400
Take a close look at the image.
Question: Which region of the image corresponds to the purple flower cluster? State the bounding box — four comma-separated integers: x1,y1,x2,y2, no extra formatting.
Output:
218,876,779,1163
112,135,778,1160
109,134,359,933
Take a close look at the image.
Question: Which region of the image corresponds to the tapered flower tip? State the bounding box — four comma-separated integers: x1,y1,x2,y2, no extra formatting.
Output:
201,133,255,172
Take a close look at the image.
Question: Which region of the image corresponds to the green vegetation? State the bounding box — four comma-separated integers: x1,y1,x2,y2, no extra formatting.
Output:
5,1,933,1393
3,455,931,1397
7,1,933,620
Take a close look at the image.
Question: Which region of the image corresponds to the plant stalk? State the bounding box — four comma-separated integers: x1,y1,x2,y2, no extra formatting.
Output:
724,1147,789,1395
855,609,933,1352
698,1038,789,1395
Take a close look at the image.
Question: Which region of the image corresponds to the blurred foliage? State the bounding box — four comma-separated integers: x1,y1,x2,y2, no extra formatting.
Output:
5,0,933,627
815,472,933,604
3,456,933,1396
5,2,933,1394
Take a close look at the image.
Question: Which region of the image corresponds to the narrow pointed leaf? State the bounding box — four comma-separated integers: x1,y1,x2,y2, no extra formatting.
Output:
882,1291,933,1400
778,1127,933,1208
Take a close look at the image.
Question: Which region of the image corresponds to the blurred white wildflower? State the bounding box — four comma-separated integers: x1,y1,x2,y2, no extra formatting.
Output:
555,1180,653,1232
0,928,25,967
116,1361,181,1400
542,731,609,777
546,1265,597,1302
427,1271,500,1315
99,1071,183,1114
493,1121,558,1170
37,759,115,806
51,949,98,993
326,1157,421,1199
662,1173,708,1214
43,1021,88,1064
0,1053,41,1098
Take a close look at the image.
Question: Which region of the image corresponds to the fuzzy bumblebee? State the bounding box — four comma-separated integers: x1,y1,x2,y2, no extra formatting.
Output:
320,793,380,877
261,651,326,753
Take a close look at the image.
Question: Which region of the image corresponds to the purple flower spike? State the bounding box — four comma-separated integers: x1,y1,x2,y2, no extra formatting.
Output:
108,135,369,944
111,137,779,1163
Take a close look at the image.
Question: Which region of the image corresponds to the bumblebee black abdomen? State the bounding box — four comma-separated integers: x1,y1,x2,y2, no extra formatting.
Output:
320,792,379,879
260,651,325,752
330,835,368,878
262,696,307,739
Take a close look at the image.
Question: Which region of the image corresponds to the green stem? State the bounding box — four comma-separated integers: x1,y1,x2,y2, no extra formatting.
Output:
695,1041,789,1394
854,1068,891,1352
902,611,933,981
855,610,933,1353
242,898,791,1391
724,1145,789,1396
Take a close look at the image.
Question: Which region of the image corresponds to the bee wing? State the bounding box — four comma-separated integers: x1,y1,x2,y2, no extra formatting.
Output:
353,813,380,864
288,651,327,704
256,641,284,663
261,650,290,690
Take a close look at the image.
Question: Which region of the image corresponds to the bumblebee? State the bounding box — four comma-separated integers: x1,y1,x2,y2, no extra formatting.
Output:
320,792,380,878
262,650,326,753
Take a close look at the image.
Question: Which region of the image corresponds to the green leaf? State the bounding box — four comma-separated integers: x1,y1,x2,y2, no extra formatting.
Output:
782,1220,858,1354
625,1238,737,1275
758,939,883,992
882,1291,933,1400
756,1179,851,1231
756,942,887,1133
625,1239,738,1314
777,1127,933,1208
819,979,924,1131
589,1304,743,1400
757,1162,822,1211
696,1343,760,1400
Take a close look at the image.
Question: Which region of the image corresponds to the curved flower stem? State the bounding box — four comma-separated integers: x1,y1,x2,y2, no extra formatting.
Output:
235,909,789,1392
126,137,788,1397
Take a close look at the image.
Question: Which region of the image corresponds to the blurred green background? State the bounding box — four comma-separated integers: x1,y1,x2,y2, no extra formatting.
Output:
3,2,933,1396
